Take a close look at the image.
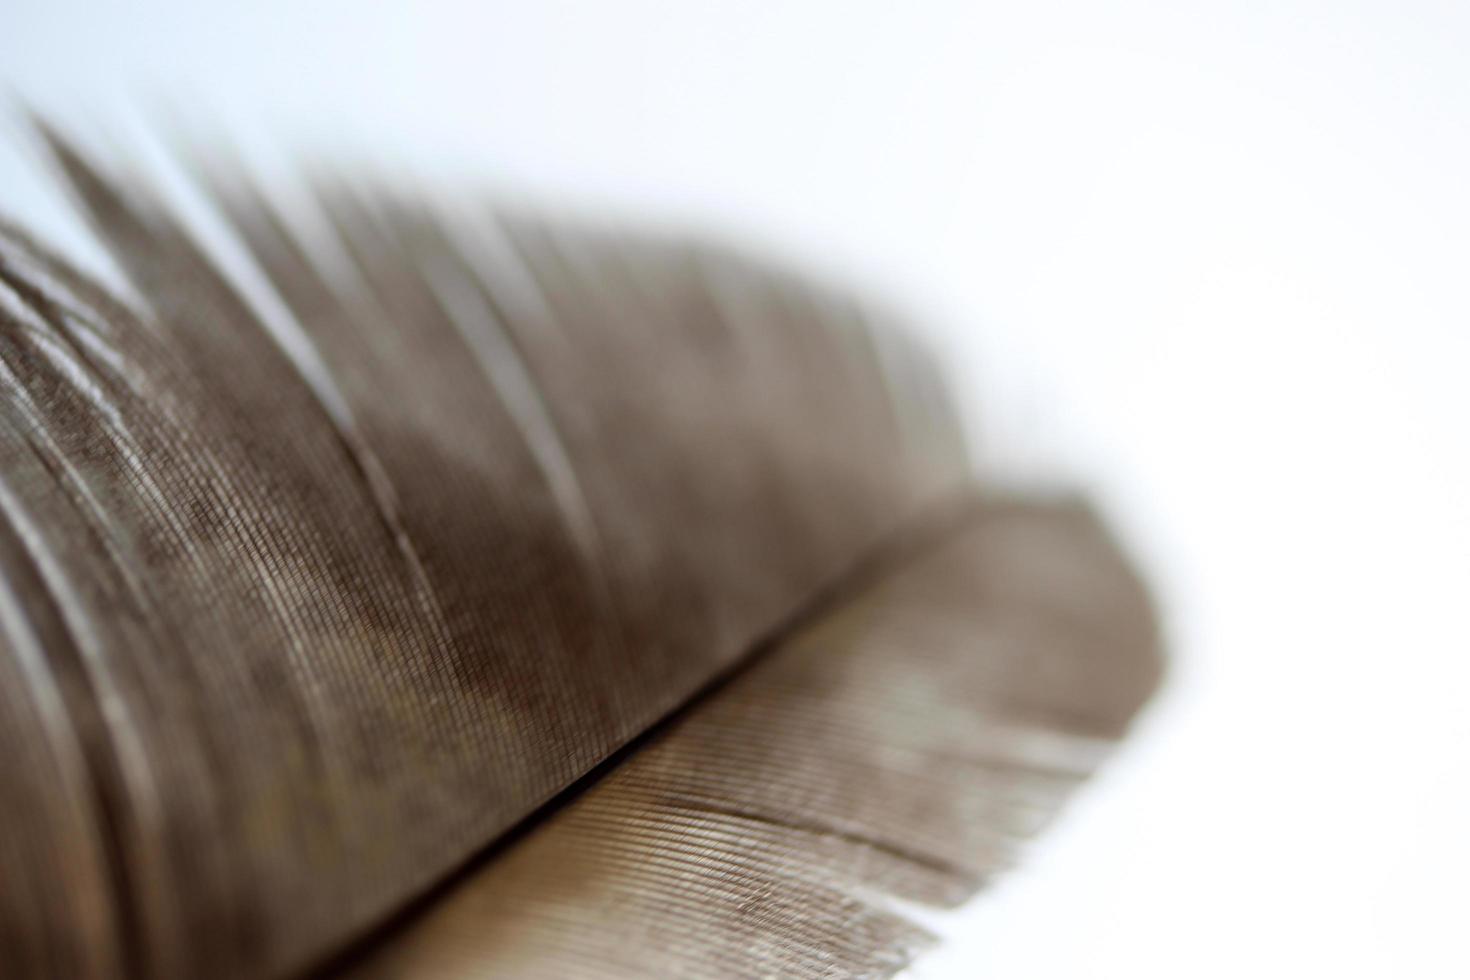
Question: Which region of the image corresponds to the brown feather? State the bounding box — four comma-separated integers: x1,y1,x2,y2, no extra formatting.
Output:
0,126,1157,979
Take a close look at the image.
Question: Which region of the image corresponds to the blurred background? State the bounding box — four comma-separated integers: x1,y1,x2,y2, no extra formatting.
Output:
4,2,1466,976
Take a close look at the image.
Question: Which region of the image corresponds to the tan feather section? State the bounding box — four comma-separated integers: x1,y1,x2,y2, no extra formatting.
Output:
336,496,1161,979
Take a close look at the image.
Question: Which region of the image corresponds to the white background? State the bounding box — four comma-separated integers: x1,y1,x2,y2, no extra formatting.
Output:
4,3,1468,976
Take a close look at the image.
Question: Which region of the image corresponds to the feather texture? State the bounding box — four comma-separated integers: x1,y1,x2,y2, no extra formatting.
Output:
0,125,1158,979
337,496,1159,979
